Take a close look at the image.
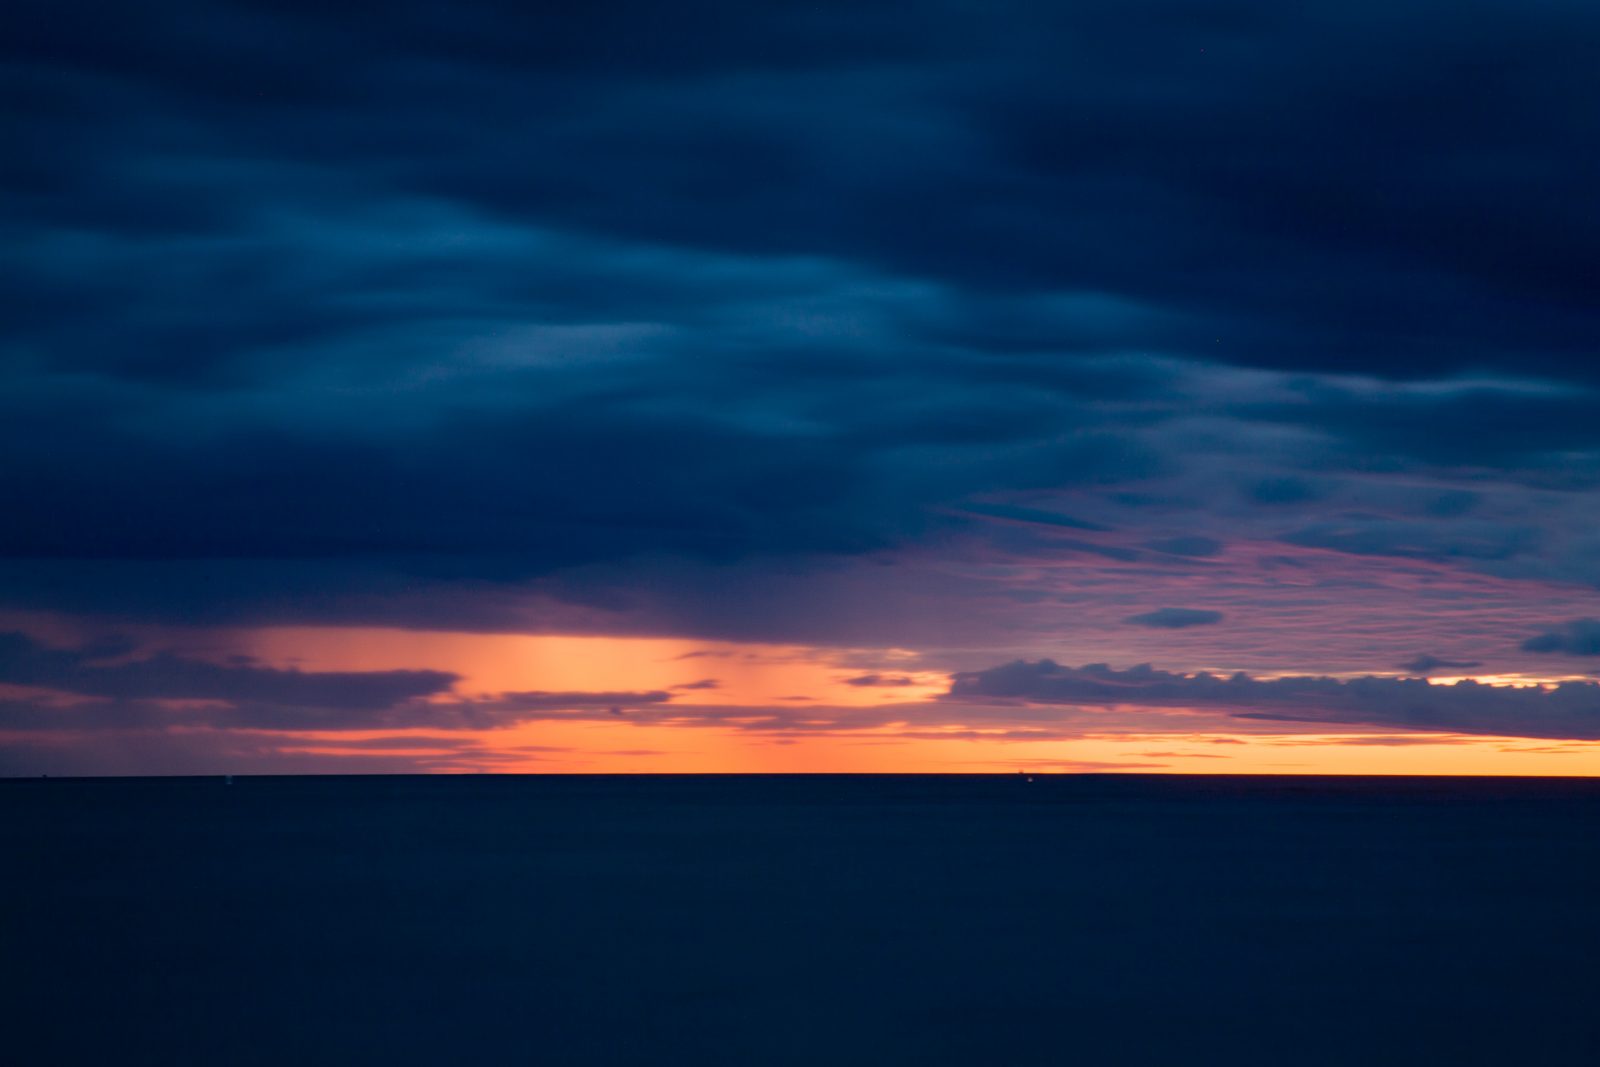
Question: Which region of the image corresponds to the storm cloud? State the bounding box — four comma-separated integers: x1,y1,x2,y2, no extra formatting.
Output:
6,0,1600,619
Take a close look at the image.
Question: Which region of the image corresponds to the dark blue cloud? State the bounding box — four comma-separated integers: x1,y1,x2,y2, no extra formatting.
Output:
0,631,454,709
1249,478,1324,506
1522,620,1600,656
10,1,1600,381
1142,536,1223,558
489,690,672,710
1280,520,1540,564
5,0,1600,637
0,631,675,732
1399,654,1483,675
950,659,1600,740
1123,608,1224,629
843,674,917,687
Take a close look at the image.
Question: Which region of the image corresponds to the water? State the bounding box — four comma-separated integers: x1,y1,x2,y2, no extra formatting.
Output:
5,774,1598,1065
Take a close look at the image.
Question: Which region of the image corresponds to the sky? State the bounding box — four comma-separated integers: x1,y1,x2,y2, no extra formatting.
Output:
5,0,1600,774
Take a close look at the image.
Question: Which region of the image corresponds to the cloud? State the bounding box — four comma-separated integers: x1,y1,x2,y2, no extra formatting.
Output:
960,503,1109,531
487,690,673,711
1521,619,1600,656
1142,536,1223,558
0,631,455,709
1398,654,1483,675
1250,477,1324,505
949,659,1600,740
0,687,678,734
1123,608,1223,629
0,631,678,732
843,674,917,687
1280,519,1539,563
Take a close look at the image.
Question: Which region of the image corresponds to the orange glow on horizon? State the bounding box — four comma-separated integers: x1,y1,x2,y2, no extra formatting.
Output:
174,627,1600,775
245,627,949,706
263,722,1600,775
4,612,1598,776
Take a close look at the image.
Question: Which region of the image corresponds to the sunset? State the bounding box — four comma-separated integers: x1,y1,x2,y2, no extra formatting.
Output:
7,0,1600,773
11,615,1600,773
6,1,1600,1063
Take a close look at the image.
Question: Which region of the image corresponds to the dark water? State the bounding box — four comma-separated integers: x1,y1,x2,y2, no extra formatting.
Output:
4,774,1598,1065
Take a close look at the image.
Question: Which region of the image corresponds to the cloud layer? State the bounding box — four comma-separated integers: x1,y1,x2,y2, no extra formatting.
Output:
7,2,1600,626
951,660,1600,741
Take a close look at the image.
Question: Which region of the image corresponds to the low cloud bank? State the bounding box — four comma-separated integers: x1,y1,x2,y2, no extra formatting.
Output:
950,659,1600,740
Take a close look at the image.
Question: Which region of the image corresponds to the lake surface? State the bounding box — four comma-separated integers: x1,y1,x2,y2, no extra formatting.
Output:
5,774,1598,1065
